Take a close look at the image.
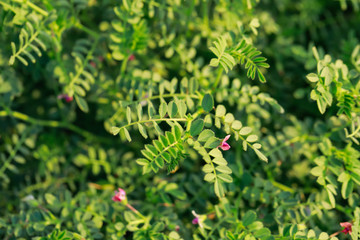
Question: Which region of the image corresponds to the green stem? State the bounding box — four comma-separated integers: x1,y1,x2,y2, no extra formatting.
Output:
26,1,48,17
186,110,202,132
126,93,200,106
206,217,226,239
271,180,295,193
116,57,129,87
126,203,146,220
75,22,100,39
0,126,32,176
109,93,199,122
11,31,40,64
119,118,187,131
0,110,110,143
352,56,360,72
69,37,99,88
347,117,360,138
211,68,224,92
202,0,209,31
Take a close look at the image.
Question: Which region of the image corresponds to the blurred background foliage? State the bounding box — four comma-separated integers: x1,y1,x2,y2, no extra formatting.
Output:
0,0,360,239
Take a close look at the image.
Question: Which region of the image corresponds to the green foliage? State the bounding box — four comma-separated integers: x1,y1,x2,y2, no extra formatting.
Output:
209,36,236,73
210,36,270,82
9,14,48,66
1,0,360,239
232,39,270,83
137,125,185,174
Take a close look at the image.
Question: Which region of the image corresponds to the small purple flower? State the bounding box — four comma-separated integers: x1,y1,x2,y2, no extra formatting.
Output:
218,135,231,151
112,188,127,202
128,54,135,61
58,94,73,103
192,210,204,228
340,222,352,234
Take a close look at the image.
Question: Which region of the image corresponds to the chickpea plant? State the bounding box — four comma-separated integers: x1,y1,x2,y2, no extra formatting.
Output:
0,0,360,240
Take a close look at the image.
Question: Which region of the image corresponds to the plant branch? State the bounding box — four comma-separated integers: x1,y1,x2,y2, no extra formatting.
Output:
0,110,111,143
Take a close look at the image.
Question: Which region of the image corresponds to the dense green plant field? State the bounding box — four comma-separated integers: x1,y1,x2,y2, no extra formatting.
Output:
1,0,360,239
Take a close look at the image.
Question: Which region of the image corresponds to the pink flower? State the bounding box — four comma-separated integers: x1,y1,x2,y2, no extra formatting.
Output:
192,210,204,228
128,54,135,61
112,188,127,202
57,94,73,102
340,222,352,234
218,135,231,151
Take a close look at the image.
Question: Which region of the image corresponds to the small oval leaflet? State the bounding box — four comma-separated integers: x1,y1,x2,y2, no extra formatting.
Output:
202,93,214,112
190,119,204,137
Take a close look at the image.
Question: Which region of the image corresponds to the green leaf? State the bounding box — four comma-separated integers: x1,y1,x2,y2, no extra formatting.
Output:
111,126,120,135
168,101,178,118
306,73,319,82
153,122,162,135
9,56,15,65
178,100,187,117
11,42,16,55
326,188,336,208
161,152,171,163
126,107,132,124
243,210,257,227
159,101,167,117
318,232,329,240
239,127,252,135
204,137,221,148
204,173,216,182
321,67,333,85
123,128,132,142
254,148,268,162
212,157,228,165
138,124,148,138
166,131,175,144
253,228,271,238
153,140,164,152
224,113,235,124
209,148,223,158
217,174,233,183
198,129,215,142
74,85,85,96
310,166,323,177
75,95,89,113
231,120,242,130
160,135,168,147
216,105,226,117
341,177,353,199
202,94,214,112
210,58,219,67
214,179,225,198
155,157,164,168
246,135,258,142
137,104,143,121
351,208,360,240
172,125,182,140
216,165,232,174
190,119,204,137
136,158,149,166
202,164,213,173
148,101,156,118
146,145,158,156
